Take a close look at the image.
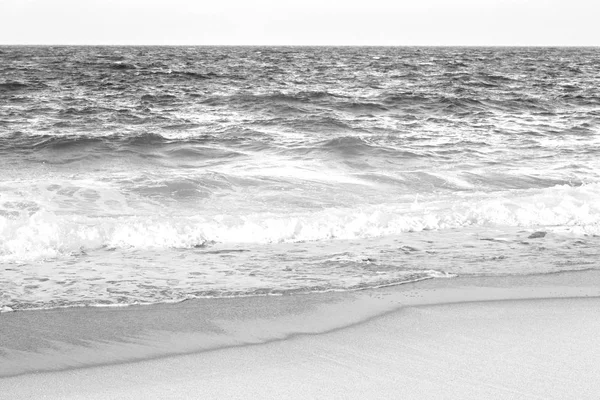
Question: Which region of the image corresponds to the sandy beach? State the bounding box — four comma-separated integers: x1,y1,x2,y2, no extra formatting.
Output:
1,270,600,399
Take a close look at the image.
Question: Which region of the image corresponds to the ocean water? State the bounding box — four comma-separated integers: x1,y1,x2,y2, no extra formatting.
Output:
1,46,599,311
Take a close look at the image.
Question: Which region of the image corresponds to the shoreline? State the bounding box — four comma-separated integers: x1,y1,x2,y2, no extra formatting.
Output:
0,267,592,316
2,270,600,375
2,269,600,398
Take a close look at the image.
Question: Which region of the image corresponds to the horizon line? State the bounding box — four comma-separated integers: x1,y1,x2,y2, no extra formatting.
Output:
1,44,599,48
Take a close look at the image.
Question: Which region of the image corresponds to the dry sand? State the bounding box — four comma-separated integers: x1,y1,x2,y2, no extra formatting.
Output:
1,270,600,399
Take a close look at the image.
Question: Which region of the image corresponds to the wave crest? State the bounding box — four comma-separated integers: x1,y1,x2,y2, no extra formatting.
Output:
2,183,599,262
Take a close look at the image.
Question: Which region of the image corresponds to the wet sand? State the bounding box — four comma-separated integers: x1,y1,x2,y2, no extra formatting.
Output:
2,270,600,399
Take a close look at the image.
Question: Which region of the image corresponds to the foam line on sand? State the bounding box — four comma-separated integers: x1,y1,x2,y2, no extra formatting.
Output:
2,270,600,399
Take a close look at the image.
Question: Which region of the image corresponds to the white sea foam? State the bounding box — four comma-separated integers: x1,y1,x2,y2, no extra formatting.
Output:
1,182,599,262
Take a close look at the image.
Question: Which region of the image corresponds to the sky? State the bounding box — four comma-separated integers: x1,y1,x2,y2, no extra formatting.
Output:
1,0,598,46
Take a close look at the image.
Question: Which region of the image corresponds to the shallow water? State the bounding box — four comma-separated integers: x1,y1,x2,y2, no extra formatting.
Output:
1,46,599,310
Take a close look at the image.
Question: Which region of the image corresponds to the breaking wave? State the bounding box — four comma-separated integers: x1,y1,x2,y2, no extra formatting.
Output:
2,183,599,262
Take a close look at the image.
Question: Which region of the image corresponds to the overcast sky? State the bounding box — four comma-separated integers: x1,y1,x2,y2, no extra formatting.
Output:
1,0,598,46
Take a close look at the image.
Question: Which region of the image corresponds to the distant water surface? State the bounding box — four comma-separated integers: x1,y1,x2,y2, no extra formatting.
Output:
1,46,600,310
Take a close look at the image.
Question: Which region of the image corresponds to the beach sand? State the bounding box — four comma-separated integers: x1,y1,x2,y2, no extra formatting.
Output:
2,270,600,399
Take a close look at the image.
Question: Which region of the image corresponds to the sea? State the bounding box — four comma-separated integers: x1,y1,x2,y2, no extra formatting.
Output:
1,46,599,311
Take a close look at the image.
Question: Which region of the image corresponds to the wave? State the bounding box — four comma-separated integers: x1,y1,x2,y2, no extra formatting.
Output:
0,132,236,152
201,90,349,108
140,93,179,104
377,93,493,114
108,62,137,70
318,136,404,158
2,183,599,262
3,271,451,312
0,133,252,167
170,71,216,80
0,81,29,91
